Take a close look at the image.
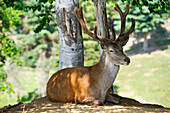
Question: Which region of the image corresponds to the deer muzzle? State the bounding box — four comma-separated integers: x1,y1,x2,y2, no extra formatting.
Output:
121,56,130,65
124,57,130,64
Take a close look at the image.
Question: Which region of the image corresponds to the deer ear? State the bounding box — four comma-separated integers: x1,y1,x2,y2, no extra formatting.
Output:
100,41,106,49
100,38,110,50
115,35,129,47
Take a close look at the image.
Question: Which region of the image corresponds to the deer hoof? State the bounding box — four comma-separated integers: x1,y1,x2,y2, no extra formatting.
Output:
105,94,120,104
93,100,104,106
82,98,104,106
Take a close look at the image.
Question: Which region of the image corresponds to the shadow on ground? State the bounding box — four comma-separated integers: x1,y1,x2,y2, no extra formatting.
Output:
1,94,170,113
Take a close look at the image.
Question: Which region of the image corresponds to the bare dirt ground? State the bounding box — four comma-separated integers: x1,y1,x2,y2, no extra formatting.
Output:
1,95,170,113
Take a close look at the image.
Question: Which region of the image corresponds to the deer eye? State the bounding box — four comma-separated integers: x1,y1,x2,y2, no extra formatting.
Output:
109,49,114,52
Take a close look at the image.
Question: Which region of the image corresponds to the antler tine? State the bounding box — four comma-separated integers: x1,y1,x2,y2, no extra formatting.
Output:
73,7,104,41
110,25,116,41
93,22,98,39
121,18,135,39
114,3,129,35
109,18,116,41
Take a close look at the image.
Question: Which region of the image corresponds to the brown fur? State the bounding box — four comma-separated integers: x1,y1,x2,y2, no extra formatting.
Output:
47,62,109,104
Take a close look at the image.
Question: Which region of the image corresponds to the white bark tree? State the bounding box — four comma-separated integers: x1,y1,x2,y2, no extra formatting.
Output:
143,32,148,51
94,0,110,55
55,0,84,70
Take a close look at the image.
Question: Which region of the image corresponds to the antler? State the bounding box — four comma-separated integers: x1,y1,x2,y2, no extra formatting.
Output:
121,18,135,39
73,7,104,41
114,3,129,36
109,18,116,41
114,3,135,43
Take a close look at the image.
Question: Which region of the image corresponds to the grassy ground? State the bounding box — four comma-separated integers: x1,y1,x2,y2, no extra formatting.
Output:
115,45,170,108
0,69,37,107
0,68,56,107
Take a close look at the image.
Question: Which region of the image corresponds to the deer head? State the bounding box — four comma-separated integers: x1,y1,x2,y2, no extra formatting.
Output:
73,3,135,66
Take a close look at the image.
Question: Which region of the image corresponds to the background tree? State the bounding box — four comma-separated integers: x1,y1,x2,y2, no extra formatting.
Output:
94,0,110,54
55,0,84,70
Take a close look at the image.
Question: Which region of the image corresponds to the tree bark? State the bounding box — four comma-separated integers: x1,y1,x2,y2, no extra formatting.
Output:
94,0,109,55
143,32,148,51
56,0,84,70
94,0,115,94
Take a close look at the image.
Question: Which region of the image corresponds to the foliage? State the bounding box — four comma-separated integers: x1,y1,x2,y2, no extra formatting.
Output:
129,5,168,33
80,0,96,29
0,0,24,94
26,0,55,33
107,0,169,34
79,0,104,66
121,0,169,13
13,0,58,69
16,30,58,68
0,1,24,32
84,40,100,66
27,0,169,33
80,0,169,34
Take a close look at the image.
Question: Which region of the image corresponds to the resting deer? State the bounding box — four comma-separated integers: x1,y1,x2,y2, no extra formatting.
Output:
46,3,135,105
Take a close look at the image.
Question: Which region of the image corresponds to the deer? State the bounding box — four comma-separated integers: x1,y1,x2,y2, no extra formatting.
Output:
46,3,135,105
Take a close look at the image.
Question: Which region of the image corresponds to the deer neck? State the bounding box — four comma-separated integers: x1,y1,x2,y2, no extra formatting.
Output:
96,52,120,82
90,52,120,94
100,52,119,71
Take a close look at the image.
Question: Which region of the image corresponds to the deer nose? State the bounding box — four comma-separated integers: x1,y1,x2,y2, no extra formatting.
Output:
124,57,130,64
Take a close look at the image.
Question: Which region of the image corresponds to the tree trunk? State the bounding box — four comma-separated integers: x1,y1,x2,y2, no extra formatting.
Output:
143,32,148,51
56,0,84,70
94,0,109,55
94,0,115,94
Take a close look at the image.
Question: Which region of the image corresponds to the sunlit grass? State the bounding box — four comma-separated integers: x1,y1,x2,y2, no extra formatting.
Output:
115,47,170,107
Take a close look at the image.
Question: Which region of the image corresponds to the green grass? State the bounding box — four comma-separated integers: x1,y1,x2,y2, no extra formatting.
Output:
115,46,170,107
0,68,38,107
0,68,56,107
0,93,17,107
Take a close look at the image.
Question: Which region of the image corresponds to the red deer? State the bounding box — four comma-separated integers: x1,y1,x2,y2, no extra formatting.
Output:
46,3,135,105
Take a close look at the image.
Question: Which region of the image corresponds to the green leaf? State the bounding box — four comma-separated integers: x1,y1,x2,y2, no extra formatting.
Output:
142,28,150,32
48,0,54,4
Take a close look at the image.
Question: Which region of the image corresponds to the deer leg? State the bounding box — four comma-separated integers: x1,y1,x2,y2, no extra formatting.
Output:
105,93,120,104
74,94,78,104
82,98,104,105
